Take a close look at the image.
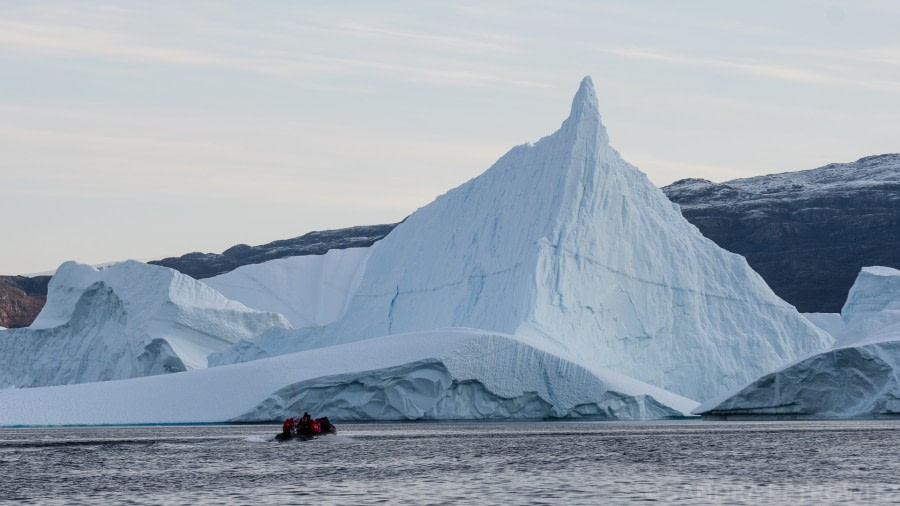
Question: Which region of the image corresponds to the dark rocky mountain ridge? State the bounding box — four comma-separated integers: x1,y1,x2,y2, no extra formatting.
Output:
148,223,397,279
662,153,900,313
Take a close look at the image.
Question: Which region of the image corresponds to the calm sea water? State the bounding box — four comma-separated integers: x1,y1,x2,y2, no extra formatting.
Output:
1,421,899,505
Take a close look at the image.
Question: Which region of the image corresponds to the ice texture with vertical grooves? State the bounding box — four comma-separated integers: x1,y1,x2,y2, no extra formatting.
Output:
217,77,831,402
695,266,900,417
0,329,697,426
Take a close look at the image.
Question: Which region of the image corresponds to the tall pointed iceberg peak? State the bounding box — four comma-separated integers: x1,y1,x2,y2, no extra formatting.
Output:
220,77,832,401
563,76,610,147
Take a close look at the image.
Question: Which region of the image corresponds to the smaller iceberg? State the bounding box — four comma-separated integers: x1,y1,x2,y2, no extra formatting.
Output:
0,261,292,388
695,267,900,418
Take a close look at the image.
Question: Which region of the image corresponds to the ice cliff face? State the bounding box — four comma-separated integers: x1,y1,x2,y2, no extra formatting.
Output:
202,248,371,328
695,266,900,418
836,267,900,347
218,77,831,401
0,329,697,426
0,261,291,388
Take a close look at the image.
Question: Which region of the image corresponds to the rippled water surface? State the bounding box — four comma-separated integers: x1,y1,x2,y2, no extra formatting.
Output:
2,421,900,504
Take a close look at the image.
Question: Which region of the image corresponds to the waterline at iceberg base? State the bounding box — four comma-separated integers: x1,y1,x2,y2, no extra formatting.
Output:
0,76,834,424
0,329,697,426
695,267,900,419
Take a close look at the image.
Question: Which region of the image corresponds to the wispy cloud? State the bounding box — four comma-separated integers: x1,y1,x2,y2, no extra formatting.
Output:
0,19,545,89
596,46,900,94
0,102,504,207
0,20,334,73
338,22,515,53
621,152,755,186
771,45,900,67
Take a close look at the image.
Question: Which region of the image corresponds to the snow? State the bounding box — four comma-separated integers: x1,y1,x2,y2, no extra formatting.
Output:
695,266,900,418
0,328,698,426
0,260,291,388
835,266,900,347
216,76,831,402
0,76,837,423
799,268,900,347
202,247,371,328
666,154,900,210
801,313,844,338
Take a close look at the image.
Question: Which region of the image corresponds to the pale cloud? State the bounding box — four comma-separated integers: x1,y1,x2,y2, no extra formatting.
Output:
306,55,548,89
596,46,900,94
621,152,756,187
0,20,338,74
0,19,544,89
337,22,516,53
1,1,897,274
0,103,503,211
771,45,900,67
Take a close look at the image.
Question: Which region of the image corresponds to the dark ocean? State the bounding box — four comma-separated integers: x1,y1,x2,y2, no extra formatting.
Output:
2,421,899,505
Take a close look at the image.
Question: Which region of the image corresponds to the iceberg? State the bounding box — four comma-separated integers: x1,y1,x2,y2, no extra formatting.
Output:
0,261,291,388
833,266,900,347
695,266,900,418
0,77,835,423
801,312,844,339
202,247,371,328
0,328,697,426
216,77,831,401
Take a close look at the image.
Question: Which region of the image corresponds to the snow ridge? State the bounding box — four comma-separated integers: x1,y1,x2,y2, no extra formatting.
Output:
666,153,900,209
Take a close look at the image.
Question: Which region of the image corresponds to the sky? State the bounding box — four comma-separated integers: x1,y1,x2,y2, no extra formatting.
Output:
1,1,898,275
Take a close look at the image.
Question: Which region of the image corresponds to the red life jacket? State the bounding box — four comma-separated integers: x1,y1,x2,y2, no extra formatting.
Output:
311,420,321,433
282,419,292,433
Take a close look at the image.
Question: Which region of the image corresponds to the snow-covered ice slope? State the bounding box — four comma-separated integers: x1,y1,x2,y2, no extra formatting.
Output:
0,329,697,426
801,313,844,339
219,77,830,401
202,248,371,328
834,266,900,347
695,266,900,417
799,267,900,345
0,261,291,388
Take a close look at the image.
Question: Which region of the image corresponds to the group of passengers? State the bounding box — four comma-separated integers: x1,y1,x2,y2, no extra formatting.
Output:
281,411,333,437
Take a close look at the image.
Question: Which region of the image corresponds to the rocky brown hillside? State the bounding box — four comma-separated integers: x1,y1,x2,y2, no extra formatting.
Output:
0,276,51,328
